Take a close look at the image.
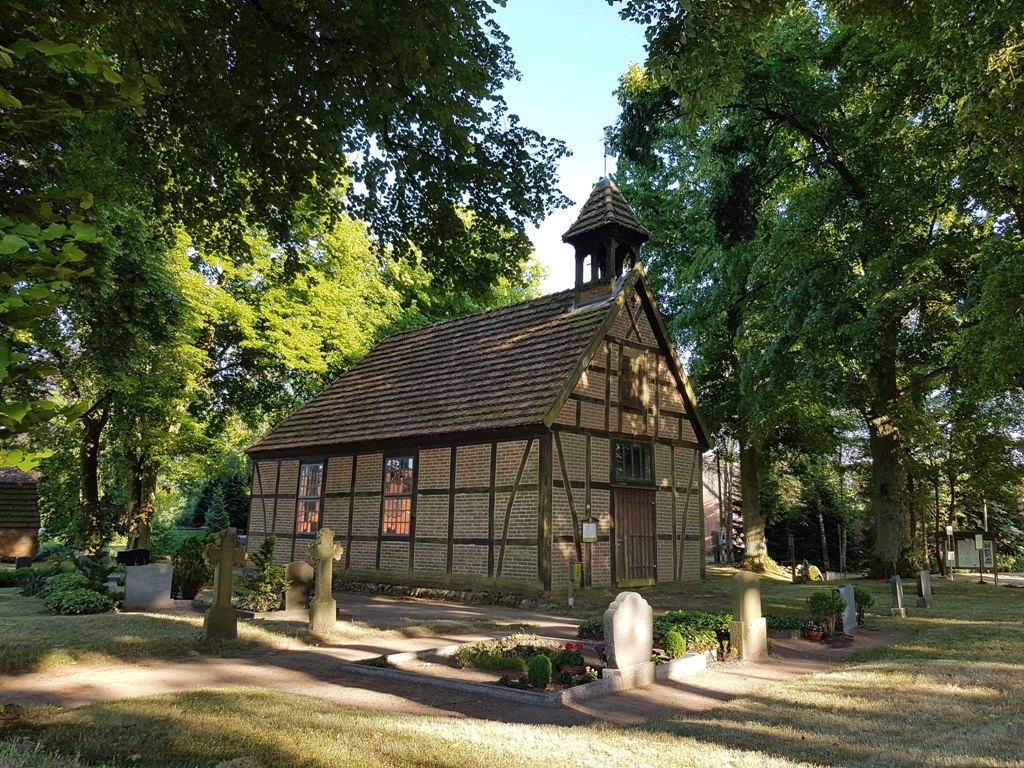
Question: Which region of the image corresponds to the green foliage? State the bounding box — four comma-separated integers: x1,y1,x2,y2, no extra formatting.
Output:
765,614,807,631
171,535,213,600
18,567,62,597
853,587,875,611
72,555,114,585
43,587,115,615
527,654,552,689
203,486,230,535
663,630,687,658
807,591,848,636
355,655,391,668
236,537,288,613
655,610,732,652
40,572,92,597
576,618,604,639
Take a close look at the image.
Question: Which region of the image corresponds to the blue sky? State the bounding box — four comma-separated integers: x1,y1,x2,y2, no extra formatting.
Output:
493,1,648,291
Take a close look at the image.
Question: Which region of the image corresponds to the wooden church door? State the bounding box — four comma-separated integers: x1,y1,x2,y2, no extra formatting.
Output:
613,487,657,585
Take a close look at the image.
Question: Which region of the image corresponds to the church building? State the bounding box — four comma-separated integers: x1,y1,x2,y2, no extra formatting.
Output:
245,180,712,594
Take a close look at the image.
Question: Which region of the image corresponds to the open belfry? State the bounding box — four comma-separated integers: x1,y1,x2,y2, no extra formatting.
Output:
246,180,712,594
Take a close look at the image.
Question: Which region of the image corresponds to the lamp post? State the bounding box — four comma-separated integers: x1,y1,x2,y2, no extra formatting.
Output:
945,525,954,580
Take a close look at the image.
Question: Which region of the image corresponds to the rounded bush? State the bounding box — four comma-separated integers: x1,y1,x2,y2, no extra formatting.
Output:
41,571,91,597
172,535,214,599
527,653,552,689
663,630,687,658
807,590,847,635
44,587,115,615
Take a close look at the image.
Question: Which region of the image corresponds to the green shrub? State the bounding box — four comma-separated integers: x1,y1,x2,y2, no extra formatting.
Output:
551,647,584,670
236,537,288,612
72,554,113,585
663,630,687,658
807,590,847,636
765,614,807,630
40,571,92,597
44,587,115,615
19,566,64,596
854,586,874,610
172,535,213,599
0,569,23,587
576,617,604,639
527,654,552,689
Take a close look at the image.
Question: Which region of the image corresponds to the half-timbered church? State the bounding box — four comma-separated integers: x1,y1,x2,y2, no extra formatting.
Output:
246,179,712,594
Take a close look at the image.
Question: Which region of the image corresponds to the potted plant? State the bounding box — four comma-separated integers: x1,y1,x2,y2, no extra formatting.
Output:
803,622,825,641
806,590,847,638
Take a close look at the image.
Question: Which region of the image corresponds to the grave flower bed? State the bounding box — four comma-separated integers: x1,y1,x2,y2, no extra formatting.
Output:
454,634,599,690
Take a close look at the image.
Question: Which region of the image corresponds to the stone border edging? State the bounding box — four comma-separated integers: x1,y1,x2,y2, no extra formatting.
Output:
346,638,710,706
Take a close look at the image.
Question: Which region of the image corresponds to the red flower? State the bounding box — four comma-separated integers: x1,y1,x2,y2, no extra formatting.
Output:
575,643,584,651
564,642,573,650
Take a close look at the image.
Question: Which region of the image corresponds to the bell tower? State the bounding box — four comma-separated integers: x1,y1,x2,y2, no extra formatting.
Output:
562,178,650,305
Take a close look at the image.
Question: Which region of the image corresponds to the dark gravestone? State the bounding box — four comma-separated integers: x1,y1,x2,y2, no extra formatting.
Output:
116,549,150,566
14,556,33,569
285,561,315,611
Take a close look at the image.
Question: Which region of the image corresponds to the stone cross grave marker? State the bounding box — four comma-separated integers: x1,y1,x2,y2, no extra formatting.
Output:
285,560,315,611
123,563,174,611
203,527,246,639
308,527,343,636
915,570,932,608
729,571,768,662
890,575,907,618
832,584,857,632
603,591,653,671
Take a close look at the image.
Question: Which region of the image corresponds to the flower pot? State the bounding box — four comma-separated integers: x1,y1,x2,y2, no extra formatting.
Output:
804,629,824,641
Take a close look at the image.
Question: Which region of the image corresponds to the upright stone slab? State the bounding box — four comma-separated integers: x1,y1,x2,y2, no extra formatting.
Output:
203,528,246,639
890,575,907,618
832,584,857,632
603,591,655,685
728,571,768,662
915,570,932,608
123,563,174,610
14,556,32,569
285,560,315,611
308,528,343,636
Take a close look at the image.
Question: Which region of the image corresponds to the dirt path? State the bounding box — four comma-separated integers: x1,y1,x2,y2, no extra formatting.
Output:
0,593,901,726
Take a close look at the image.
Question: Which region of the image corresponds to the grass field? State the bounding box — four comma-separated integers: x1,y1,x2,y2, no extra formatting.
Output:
1,574,1022,767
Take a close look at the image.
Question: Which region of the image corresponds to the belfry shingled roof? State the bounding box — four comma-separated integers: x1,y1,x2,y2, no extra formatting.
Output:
247,290,615,455
562,178,650,244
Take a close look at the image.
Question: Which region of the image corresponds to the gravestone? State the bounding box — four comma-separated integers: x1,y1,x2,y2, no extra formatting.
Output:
116,548,150,567
14,556,32,569
308,528,343,636
122,563,174,610
890,575,907,618
203,527,246,639
603,591,654,671
285,560,315,611
915,570,932,608
728,571,768,662
831,584,857,632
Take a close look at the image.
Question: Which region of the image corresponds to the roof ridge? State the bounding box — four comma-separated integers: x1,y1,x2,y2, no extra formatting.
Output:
379,287,576,345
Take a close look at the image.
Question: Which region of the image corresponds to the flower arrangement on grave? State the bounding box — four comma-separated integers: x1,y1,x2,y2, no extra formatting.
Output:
456,635,600,689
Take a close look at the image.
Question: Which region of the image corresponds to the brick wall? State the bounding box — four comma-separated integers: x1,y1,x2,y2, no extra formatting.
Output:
0,528,37,558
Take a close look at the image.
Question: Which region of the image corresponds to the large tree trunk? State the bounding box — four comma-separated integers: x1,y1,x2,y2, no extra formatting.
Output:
865,407,910,571
80,397,110,555
126,455,159,551
739,441,771,570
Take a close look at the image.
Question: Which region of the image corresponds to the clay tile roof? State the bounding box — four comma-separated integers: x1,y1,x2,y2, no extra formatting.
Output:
562,178,650,244
247,289,615,455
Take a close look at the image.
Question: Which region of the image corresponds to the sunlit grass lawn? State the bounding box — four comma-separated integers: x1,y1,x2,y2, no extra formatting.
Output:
2,576,1022,767
0,589,499,676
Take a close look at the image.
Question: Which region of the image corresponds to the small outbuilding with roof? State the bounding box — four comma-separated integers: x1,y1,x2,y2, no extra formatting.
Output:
0,467,41,560
246,180,713,594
